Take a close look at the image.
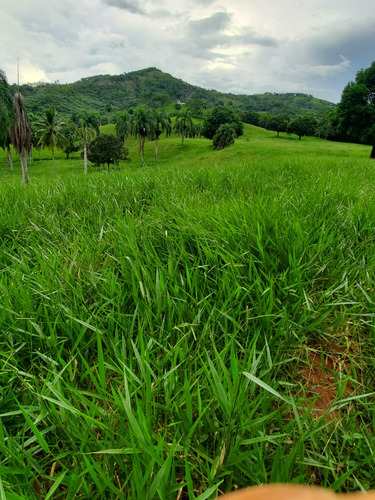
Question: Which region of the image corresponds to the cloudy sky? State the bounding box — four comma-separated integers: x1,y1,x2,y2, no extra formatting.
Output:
1,0,374,103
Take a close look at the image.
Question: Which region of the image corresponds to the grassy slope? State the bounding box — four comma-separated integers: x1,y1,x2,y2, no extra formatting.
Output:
0,128,374,499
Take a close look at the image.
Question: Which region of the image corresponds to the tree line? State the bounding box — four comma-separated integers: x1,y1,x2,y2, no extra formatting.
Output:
242,61,375,153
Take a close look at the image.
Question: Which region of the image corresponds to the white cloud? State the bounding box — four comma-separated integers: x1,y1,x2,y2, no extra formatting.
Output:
0,0,374,102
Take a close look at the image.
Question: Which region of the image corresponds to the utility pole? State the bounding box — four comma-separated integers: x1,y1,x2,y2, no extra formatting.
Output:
17,56,20,91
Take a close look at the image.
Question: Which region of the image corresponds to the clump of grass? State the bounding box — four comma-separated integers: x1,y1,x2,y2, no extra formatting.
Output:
0,131,375,498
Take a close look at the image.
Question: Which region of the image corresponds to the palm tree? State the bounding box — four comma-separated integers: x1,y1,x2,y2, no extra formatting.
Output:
0,69,14,170
151,109,171,159
75,113,97,174
28,112,42,161
115,110,130,147
9,93,31,184
36,108,67,161
174,109,194,145
130,107,154,166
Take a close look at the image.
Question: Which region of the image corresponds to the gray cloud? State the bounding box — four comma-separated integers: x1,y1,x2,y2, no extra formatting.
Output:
103,0,145,14
188,12,231,36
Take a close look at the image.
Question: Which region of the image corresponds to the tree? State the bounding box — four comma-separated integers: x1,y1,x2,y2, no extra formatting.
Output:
287,115,317,140
61,122,80,159
87,134,128,170
72,110,101,134
75,112,97,174
258,113,272,129
36,108,67,161
241,110,260,126
174,108,194,145
213,123,236,150
337,62,375,158
316,110,337,140
266,114,290,136
104,102,113,124
131,106,154,166
151,109,171,159
115,110,131,147
9,93,31,184
202,105,243,140
0,70,14,170
186,98,206,118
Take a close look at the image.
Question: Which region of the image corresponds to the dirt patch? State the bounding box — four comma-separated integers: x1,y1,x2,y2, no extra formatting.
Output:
298,345,358,421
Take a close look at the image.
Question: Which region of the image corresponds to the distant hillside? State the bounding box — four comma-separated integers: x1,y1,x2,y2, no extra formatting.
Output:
13,67,335,117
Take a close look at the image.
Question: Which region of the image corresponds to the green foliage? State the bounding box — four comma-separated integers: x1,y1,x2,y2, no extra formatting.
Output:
174,108,194,144
115,110,130,145
72,109,101,134
11,67,335,118
265,114,290,136
87,134,128,168
150,109,171,159
0,70,13,146
287,115,317,140
202,105,244,140
241,110,260,126
75,113,97,146
35,107,67,159
212,123,236,149
337,62,375,156
186,98,206,118
61,121,80,159
316,110,338,140
131,106,154,165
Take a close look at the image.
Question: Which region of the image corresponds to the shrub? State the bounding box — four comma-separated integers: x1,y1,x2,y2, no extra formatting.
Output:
212,123,236,150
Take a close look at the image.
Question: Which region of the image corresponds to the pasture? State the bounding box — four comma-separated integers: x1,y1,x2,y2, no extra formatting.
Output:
0,126,374,499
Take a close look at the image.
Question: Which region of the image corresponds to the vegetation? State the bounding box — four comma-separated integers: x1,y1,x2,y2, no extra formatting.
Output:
151,109,171,159
9,93,31,183
337,62,375,158
35,107,67,161
0,70,14,171
10,68,336,118
115,110,131,147
2,61,375,499
287,115,318,141
0,126,374,499
131,106,154,166
87,134,128,169
212,123,236,150
75,111,97,174
202,105,244,140
61,122,80,159
174,108,194,145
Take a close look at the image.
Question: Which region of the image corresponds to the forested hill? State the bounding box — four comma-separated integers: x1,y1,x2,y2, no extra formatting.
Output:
13,67,335,117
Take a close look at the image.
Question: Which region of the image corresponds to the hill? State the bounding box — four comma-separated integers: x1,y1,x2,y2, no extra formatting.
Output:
12,67,335,117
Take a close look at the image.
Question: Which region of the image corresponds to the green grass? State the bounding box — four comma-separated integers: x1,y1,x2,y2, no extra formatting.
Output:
0,127,374,498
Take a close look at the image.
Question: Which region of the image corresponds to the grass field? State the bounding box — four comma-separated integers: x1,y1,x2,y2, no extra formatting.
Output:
0,126,374,499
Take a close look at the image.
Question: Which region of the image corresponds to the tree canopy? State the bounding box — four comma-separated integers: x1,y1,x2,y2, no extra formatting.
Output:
87,134,127,169
202,106,243,140
287,115,317,141
337,61,375,157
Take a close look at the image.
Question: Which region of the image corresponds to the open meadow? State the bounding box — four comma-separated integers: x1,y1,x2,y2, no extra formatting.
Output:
0,126,374,499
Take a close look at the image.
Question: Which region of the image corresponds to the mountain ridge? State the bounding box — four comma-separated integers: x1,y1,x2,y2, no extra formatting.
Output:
12,67,336,117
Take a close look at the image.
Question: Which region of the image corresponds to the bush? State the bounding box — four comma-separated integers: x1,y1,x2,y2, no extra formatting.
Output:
212,123,236,150
87,134,129,169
